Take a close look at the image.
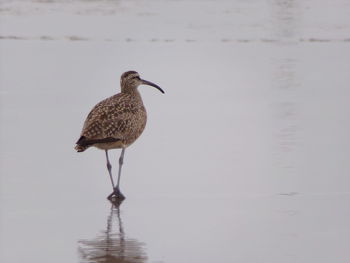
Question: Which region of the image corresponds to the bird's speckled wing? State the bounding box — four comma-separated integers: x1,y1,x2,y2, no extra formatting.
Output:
79,93,147,142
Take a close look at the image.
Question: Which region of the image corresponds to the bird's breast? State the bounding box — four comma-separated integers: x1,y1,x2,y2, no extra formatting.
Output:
121,105,147,147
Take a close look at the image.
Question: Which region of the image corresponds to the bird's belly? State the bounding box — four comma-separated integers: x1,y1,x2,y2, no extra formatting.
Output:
94,140,125,150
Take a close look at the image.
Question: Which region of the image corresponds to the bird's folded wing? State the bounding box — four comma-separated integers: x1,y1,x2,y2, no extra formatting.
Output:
77,93,142,145
76,136,120,147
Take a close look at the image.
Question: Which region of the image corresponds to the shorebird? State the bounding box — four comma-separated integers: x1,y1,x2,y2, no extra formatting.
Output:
75,71,164,200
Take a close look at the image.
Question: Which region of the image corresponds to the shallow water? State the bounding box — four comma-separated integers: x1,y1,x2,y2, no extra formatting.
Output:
1,0,350,262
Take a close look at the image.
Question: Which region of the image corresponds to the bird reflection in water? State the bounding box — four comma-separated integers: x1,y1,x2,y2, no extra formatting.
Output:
78,201,147,263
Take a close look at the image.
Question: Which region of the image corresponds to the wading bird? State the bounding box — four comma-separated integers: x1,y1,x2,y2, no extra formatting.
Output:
75,71,164,200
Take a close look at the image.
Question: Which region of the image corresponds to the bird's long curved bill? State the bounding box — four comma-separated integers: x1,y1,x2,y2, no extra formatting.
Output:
141,79,165,94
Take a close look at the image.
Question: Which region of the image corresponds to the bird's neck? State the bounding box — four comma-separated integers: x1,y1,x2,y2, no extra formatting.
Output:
122,88,143,101
131,89,142,100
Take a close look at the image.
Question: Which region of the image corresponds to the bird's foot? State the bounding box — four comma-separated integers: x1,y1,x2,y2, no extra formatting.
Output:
107,187,125,202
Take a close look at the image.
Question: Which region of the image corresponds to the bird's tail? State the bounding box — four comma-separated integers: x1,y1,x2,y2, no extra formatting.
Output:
75,144,88,152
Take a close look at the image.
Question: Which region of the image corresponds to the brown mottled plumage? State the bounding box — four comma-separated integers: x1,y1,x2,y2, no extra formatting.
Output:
75,92,147,152
75,71,164,201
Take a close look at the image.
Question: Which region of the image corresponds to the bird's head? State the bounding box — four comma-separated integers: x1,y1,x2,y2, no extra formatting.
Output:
120,71,164,94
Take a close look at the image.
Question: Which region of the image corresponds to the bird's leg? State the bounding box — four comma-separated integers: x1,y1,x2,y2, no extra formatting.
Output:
108,148,126,201
116,148,125,191
105,150,115,190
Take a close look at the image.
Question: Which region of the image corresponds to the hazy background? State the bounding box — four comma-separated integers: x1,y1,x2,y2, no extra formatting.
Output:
1,0,350,262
